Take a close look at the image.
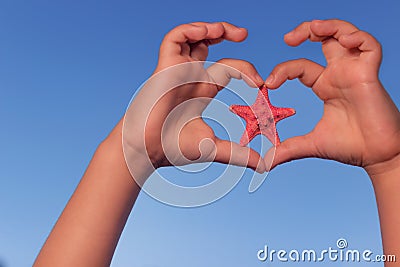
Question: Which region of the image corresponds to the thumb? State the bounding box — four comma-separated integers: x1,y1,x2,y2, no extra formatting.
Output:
214,139,266,173
267,134,317,169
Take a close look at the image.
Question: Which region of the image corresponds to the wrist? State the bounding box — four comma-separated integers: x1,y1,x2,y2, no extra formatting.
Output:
365,152,400,184
102,119,154,186
365,153,400,261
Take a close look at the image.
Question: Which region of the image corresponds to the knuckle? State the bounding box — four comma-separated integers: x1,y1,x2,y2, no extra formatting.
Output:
242,60,256,70
330,18,343,24
164,23,200,36
357,30,369,38
296,21,311,31
300,20,312,27
310,19,321,25
217,58,230,64
363,30,380,42
272,63,286,75
297,58,309,64
163,24,186,39
219,21,234,29
376,40,382,51
190,21,206,26
330,18,350,27
358,30,382,49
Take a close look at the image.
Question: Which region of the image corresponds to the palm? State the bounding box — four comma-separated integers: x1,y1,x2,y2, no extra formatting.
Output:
146,81,218,167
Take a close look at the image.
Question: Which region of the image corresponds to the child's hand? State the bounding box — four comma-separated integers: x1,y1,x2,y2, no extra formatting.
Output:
265,19,400,174
123,22,267,182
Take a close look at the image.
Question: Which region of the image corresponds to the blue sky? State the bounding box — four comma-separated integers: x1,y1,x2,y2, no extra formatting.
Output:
1,0,399,266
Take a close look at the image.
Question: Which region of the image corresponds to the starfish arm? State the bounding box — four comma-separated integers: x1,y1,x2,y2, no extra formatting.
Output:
272,107,296,123
230,105,254,118
246,124,261,146
239,123,260,146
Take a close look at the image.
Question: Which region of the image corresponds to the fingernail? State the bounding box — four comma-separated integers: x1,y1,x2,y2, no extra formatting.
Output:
284,31,294,38
265,74,275,85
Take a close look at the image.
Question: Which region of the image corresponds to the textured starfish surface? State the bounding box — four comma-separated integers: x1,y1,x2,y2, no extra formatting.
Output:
229,85,296,146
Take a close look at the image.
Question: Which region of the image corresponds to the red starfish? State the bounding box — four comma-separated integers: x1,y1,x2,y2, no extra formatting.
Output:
229,85,296,146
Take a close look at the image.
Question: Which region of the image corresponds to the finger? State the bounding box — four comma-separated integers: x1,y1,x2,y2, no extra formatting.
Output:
189,22,247,60
267,134,316,169
265,58,324,91
219,21,248,42
160,22,247,58
192,22,248,42
190,37,225,60
206,58,264,94
284,19,359,46
310,19,359,40
215,139,266,173
161,24,208,56
206,37,224,46
338,30,382,64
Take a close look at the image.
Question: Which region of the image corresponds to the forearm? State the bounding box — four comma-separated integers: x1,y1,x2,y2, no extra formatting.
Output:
367,154,400,266
34,120,148,267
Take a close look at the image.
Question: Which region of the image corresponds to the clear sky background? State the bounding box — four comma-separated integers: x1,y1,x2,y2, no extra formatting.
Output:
1,0,400,266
